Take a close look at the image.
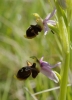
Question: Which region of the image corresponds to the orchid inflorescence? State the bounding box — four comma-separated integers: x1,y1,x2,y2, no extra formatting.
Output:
15,9,62,83
15,1,71,100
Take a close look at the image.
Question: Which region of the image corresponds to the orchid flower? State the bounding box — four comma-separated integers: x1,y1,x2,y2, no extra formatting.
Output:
30,56,61,83
24,9,56,39
33,9,56,35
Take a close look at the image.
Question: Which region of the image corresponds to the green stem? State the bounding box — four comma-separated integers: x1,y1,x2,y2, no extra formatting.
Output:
54,2,70,100
59,16,70,100
59,52,70,100
54,1,71,100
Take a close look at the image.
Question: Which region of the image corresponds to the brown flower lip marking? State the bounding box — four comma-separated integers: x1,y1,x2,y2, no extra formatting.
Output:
16,62,39,80
25,24,42,39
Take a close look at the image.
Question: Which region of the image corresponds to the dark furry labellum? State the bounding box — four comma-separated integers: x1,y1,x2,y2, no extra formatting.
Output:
16,62,39,80
26,24,42,38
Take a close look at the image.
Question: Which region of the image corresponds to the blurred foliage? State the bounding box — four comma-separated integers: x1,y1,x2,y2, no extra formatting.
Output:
0,0,72,100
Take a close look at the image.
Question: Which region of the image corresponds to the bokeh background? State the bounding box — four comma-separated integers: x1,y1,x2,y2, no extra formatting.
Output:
0,0,72,100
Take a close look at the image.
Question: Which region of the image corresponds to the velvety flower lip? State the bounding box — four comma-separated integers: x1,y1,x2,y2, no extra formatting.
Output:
39,57,61,83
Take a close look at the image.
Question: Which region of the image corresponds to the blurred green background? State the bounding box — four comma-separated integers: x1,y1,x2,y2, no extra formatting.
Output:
0,0,72,100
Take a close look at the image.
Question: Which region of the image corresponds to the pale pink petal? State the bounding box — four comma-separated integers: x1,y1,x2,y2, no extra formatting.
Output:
51,62,61,68
40,66,59,83
47,20,56,25
43,25,50,35
40,57,44,62
44,9,56,22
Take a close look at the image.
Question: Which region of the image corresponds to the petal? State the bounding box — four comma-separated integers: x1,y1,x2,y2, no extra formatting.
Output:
40,57,44,62
39,57,51,68
40,66,59,83
47,20,56,25
47,62,61,69
39,57,53,69
39,57,61,69
44,9,56,22
44,24,50,35
51,62,61,68
44,30,48,35
40,61,51,69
